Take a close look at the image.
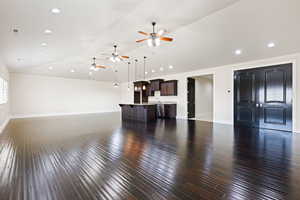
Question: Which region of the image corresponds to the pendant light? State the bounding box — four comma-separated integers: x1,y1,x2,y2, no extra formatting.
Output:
112,63,119,88
142,56,147,91
134,59,138,91
127,62,130,91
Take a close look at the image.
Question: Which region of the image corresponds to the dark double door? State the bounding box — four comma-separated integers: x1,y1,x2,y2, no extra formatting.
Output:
234,64,292,132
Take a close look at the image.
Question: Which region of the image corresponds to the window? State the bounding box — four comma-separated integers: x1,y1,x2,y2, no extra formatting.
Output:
0,77,8,104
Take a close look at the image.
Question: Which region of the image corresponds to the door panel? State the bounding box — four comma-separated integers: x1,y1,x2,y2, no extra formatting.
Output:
265,69,286,103
234,71,258,127
258,64,292,131
234,63,292,132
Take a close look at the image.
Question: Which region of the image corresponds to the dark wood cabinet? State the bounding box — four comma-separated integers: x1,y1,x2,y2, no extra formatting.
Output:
147,79,164,96
146,84,154,96
164,104,177,118
119,104,157,122
161,80,178,96
150,79,164,91
134,92,140,104
133,81,149,103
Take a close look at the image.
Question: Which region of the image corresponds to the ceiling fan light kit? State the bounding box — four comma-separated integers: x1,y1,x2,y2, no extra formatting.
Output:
136,22,174,47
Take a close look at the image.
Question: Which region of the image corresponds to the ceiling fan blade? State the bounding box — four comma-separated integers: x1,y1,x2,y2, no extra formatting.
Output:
138,31,149,36
95,65,108,69
160,37,173,42
136,38,148,43
121,56,129,59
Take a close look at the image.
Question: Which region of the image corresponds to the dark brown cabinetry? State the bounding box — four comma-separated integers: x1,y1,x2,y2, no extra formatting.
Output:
147,79,164,96
160,80,178,96
119,104,157,122
158,104,177,119
133,81,149,103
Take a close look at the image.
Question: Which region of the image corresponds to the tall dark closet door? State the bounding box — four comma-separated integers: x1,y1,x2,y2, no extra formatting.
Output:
187,78,195,118
234,64,292,132
257,64,292,131
234,70,259,127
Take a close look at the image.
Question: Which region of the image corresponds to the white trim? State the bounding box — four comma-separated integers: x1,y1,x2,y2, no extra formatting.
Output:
0,117,10,134
11,111,120,119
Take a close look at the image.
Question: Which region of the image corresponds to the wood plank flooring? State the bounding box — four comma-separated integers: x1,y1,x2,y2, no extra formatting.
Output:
0,113,300,200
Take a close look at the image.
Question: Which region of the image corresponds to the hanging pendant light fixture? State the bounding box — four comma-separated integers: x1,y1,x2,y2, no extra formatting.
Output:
127,62,130,91
134,59,138,91
142,56,147,91
112,62,119,88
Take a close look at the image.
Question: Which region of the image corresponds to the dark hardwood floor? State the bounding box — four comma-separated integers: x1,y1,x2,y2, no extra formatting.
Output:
0,113,300,200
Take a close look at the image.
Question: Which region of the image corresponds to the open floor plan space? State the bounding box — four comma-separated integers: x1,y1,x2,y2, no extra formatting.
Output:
1,113,300,200
1,0,300,199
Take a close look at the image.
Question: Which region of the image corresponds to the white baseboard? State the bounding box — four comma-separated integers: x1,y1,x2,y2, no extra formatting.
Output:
176,116,188,120
11,110,120,119
0,117,11,134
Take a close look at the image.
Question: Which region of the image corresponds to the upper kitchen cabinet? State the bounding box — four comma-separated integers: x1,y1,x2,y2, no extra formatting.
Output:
160,80,178,96
148,79,164,96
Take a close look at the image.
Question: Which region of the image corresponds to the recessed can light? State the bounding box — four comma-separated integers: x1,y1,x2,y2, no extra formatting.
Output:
70,69,75,73
44,29,52,34
151,69,155,73
51,8,61,14
41,43,47,47
160,67,164,71
169,65,173,69
48,66,53,70
268,42,275,48
235,49,242,55
145,72,148,75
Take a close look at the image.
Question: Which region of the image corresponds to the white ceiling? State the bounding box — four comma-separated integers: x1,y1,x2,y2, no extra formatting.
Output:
0,0,300,82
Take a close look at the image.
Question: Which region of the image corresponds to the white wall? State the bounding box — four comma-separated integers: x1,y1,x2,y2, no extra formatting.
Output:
0,61,10,131
121,53,300,133
10,74,121,117
195,76,213,121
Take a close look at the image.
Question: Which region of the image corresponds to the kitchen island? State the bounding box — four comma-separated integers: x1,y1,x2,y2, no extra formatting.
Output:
119,104,157,122
119,103,177,122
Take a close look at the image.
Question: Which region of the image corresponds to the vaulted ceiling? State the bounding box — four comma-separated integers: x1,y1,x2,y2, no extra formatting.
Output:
0,0,300,82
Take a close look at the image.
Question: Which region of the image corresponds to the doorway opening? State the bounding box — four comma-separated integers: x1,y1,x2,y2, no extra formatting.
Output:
234,63,293,132
187,74,214,121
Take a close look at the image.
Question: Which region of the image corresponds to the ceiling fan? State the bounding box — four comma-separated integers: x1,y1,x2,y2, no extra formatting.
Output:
136,22,174,47
90,57,109,71
105,45,129,63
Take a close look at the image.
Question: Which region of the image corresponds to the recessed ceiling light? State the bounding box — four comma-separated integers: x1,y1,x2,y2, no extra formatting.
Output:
70,69,75,73
48,66,53,70
41,43,47,47
268,42,275,48
145,72,148,75
151,69,155,73
169,65,173,69
44,29,52,34
51,8,61,14
160,67,164,71
235,49,242,55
